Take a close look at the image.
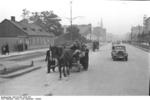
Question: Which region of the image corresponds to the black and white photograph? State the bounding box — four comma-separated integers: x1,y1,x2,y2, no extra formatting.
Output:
0,0,150,97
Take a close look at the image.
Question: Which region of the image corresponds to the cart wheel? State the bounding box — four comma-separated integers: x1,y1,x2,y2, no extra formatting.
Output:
113,58,115,61
126,57,128,61
52,67,55,72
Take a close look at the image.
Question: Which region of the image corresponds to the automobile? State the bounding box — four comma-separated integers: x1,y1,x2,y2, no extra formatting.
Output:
111,45,128,61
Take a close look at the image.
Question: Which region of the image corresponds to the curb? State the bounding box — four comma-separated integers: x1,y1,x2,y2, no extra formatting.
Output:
130,44,150,52
0,64,33,75
0,66,41,78
0,48,48,59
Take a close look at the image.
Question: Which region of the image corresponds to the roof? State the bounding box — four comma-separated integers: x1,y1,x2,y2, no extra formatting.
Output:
6,19,54,37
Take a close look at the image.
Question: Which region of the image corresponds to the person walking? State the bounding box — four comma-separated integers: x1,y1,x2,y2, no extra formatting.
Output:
5,43,9,55
45,46,52,73
45,45,56,73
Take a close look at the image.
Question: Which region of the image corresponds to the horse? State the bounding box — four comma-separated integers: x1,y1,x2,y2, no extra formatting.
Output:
50,45,83,79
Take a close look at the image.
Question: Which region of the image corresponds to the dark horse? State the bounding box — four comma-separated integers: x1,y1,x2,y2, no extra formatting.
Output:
50,46,78,79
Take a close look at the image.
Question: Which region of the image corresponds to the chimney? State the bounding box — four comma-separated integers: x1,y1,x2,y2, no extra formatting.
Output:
11,16,15,22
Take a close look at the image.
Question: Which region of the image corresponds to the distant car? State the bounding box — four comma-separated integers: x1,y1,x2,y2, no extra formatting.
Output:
111,45,128,61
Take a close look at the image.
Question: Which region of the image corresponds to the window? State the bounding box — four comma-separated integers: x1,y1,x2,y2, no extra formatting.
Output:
31,28,36,31
23,27,27,30
29,38,33,45
39,29,42,32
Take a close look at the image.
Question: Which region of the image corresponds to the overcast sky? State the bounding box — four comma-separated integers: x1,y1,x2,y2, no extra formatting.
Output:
0,0,150,35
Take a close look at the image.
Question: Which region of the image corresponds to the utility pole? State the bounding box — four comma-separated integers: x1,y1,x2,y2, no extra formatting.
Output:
90,24,92,41
67,1,83,42
138,25,140,43
131,29,132,43
70,1,73,41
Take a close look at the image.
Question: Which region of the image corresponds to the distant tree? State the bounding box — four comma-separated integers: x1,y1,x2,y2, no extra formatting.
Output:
66,25,84,41
22,9,30,20
29,12,43,26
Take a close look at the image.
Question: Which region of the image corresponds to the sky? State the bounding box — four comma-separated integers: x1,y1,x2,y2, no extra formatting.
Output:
0,0,150,36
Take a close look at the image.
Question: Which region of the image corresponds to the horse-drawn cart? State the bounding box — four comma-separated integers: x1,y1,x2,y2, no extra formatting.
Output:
45,42,89,79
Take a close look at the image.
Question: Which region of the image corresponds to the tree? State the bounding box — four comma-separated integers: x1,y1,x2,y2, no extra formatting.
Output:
40,11,63,36
22,9,63,36
29,12,43,27
66,25,79,35
22,9,30,20
66,25,87,41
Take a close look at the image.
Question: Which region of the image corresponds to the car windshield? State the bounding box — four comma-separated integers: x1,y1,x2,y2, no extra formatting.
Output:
114,46,126,51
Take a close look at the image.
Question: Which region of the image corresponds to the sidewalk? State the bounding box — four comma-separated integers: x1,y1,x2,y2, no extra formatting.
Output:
0,48,49,59
0,55,46,78
129,43,150,53
0,61,42,78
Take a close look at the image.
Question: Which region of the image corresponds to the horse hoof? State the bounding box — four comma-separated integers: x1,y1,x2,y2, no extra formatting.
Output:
59,78,62,80
53,68,55,72
67,72,70,75
64,74,67,77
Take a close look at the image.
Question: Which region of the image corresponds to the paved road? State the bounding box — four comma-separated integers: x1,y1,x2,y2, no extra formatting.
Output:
0,43,149,95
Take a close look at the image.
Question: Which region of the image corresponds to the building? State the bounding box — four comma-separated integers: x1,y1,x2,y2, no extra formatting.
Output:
143,15,150,42
76,24,92,36
143,16,150,34
0,16,54,52
86,34,97,41
92,19,106,42
131,25,143,41
129,16,150,43
93,26,106,42
106,33,113,42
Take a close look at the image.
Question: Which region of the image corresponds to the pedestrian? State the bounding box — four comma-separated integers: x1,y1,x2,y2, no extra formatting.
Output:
25,43,28,50
80,44,89,70
1,45,5,55
2,44,6,55
45,45,55,73
93,41,96,51
5,43,9,55
45,46,51,73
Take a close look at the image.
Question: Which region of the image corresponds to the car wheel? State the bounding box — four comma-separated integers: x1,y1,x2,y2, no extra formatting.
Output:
126,57,128,61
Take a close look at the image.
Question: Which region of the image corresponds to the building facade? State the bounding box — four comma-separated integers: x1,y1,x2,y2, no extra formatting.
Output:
143,16,150,42
76,24,92,36
0,16,54,53
93,26,106,42
143,16,150,34
131,25,143,41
